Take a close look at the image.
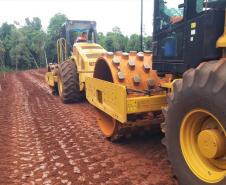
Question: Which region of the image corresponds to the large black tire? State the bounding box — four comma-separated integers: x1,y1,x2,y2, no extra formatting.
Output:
165,59,226,185
58,60,84,103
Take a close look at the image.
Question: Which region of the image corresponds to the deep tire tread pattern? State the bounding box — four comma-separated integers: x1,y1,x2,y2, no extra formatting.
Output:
58,60,83,103
165,59,226,185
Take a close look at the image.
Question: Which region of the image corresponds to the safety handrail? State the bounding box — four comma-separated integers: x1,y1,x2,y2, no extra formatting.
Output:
57,38,67,64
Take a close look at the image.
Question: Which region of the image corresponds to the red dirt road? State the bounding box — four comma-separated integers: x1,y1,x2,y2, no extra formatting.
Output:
0,69,178,185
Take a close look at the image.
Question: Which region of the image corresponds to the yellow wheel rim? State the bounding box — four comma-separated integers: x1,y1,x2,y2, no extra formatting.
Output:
180,109,226,183
58,78,63,96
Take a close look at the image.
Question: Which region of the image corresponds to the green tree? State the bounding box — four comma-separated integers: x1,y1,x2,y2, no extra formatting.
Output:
47,13,67,35
111,26,127,51
144,36,152,51
0,23,16,68
0,40,5,69
21,17,47,68
104,33,114,51
46,13,67,63
104,27,128,52
97,32,105,47
0,18,47,71
9,43,33,70
126,34,141,51
0,18,152,72
25,17,42,30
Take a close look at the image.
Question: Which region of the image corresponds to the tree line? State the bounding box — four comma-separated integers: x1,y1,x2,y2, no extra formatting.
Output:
0,13,152,72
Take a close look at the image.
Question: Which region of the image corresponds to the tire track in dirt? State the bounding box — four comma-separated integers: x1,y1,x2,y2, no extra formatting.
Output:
0,73,20,185
0,69,178,185
26,69,179,185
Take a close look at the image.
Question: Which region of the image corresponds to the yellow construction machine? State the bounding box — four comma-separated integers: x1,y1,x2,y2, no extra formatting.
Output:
45,0,226,184
85,0,226,184
85,51,172,140
45,20,106,102
155,1,226,185
45,20,170,143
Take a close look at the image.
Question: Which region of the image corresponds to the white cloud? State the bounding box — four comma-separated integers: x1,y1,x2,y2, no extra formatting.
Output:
0,0,153,36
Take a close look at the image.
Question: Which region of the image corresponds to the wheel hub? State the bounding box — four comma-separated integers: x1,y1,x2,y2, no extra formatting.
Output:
198,129,226,159
180,109,226,183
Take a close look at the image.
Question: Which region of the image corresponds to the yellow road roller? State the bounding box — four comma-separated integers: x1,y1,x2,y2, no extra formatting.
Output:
45,1,226,184
86,51,171,140
86,0,226,184
45,20,106,103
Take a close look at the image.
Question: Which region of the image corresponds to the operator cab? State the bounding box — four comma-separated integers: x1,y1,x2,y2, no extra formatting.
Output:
153,0,226,75
60,20,97,56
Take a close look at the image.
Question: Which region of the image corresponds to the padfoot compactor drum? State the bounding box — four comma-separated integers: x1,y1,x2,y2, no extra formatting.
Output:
86,51,172,140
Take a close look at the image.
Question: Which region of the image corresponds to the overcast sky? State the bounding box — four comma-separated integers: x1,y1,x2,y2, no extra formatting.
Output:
0,0,154,36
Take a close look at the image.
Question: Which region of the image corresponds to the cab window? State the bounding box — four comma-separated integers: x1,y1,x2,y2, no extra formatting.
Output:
196,0,223,13
158,0,184,30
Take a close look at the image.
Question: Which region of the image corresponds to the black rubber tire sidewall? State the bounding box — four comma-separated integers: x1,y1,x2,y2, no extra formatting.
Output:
166,60,226,185
58,60,83,103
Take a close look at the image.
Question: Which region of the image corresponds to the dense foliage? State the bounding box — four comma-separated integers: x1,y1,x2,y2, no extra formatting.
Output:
0,13,152,71
0,17,47,72
98,26,152,53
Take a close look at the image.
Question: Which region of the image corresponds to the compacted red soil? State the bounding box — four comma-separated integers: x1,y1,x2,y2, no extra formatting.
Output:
0,69,178,185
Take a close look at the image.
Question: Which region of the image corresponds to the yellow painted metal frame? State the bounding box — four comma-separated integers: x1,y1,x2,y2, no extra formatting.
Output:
127,95,167,114
160,79,181,92
217,10,226,48
86,77,127,123
71,43,106,91
85,77,167,124
45,42,106,91
57,38,67,64
72,43,106,72
217,27,226,48
45,72,58,87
